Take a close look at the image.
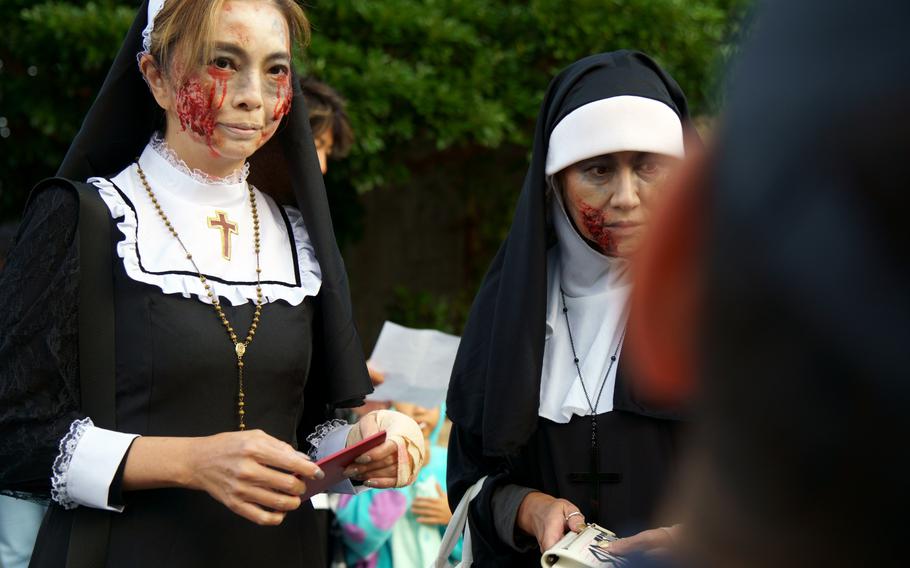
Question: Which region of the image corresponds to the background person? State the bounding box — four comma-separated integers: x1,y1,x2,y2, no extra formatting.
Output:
336,402,461,568
446,50,699,565
301,76,354,175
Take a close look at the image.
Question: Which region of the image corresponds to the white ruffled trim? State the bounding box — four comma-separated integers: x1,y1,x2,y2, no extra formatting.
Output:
90,176,321,307
139,0,165,56
51,417,93,510
285,206,324,300
305,419,348,456
150,133,250,185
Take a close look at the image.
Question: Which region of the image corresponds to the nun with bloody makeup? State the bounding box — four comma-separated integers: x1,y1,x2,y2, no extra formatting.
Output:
0,1,426,566
445,51,699,565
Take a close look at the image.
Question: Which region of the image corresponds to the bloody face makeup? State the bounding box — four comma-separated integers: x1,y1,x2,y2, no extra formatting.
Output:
559,151,677,258
162,1,293,176
174,68,230,150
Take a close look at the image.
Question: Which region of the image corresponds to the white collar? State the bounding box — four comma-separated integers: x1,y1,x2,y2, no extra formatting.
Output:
90,139,322,306
545,190,631,337
539,190,631,423
553,188,630,295
146,133,250,201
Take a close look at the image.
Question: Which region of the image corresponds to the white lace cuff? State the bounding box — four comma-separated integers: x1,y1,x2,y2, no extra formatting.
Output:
50,418,139,511
51,418,92,509
306,419,348,458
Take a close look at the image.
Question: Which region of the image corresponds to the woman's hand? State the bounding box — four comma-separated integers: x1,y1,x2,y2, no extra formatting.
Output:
608,524,680,557
342,409,425,489
516,491,586,552
188,430,325,525
124,431,323,526
412,482,453,526
180,430,323,526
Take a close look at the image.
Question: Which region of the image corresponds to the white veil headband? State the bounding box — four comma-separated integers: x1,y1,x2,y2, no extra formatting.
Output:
140,0,166,56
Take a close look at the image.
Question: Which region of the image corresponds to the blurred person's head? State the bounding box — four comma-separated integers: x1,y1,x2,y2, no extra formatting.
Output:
300,77,354,173
391,402,441,442
628,1,910,566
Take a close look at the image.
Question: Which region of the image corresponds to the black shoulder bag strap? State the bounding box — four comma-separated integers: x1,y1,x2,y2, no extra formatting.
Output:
32,178,118,568
71,180,117,568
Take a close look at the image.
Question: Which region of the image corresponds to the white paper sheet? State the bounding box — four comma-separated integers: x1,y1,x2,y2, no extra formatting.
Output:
366,321,461,408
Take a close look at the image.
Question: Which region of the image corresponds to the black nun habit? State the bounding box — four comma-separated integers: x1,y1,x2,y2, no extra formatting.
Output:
446,50,696,566
0,1,371,566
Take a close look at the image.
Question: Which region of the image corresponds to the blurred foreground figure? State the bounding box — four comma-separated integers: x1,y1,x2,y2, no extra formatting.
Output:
621,0,910,566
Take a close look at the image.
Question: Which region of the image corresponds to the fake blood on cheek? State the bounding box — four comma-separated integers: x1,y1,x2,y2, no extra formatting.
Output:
578,202,614,254
272,74,292,121
175,67,230,151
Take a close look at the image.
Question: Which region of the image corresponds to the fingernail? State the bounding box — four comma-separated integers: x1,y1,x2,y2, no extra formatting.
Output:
364,480,374,487
343,468,357,477
355,455,372,465
314,469,325,480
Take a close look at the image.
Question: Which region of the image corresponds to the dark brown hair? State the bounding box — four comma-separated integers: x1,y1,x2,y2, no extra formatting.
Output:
300,76,355,158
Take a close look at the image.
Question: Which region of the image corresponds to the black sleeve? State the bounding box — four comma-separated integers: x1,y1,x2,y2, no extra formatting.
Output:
296,295,367,454
447,422,537,564
491,484,539,552
0,186,86,500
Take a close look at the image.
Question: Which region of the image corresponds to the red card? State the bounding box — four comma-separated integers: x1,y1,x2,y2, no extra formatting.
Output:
302,430,388,500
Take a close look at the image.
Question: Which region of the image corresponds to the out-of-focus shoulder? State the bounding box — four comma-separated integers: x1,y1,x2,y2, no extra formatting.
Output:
14,181,83,246
25,181,81,219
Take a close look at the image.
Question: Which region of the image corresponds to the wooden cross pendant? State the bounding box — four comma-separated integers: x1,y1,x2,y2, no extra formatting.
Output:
207,210,239,260
568,416,622,512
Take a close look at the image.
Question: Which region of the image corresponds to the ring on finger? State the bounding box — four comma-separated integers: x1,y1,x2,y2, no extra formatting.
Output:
564,511,583,522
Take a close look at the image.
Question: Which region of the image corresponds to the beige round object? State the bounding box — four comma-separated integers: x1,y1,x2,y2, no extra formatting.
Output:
348,409,426,487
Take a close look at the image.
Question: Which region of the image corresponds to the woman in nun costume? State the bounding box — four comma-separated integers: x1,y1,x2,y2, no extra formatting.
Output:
0,1,424,566
446,50,698,565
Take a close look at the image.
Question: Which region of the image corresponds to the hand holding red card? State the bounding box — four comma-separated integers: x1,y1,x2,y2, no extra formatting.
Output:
300,431,387,501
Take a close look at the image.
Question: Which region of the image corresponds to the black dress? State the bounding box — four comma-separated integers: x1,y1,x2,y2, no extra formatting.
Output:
1,186,334,567
448,361,682,567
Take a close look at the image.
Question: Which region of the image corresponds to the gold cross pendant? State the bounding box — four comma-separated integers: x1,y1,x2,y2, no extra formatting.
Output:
208,210,239,260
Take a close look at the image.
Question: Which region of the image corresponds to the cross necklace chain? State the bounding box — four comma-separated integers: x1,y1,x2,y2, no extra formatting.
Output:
136,161,263,430
560,288,626,512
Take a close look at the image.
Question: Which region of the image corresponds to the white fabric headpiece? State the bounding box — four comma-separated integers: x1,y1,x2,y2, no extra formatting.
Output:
545,95,685,175
141,0,166,55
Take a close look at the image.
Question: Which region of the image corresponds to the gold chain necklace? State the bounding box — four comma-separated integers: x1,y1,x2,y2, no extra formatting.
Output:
136,161,263,430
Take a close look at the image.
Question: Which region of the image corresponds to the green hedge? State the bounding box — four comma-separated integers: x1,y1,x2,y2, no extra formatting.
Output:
0,0,748,222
